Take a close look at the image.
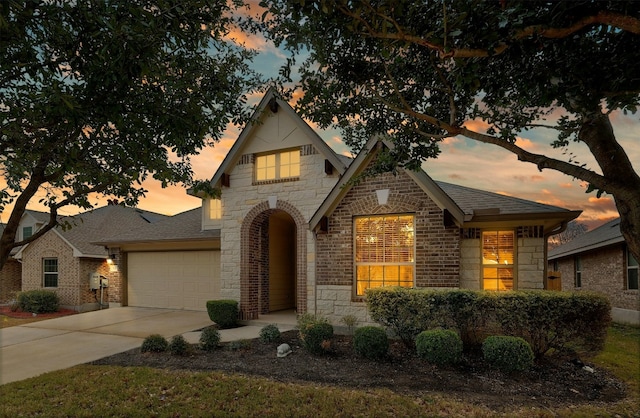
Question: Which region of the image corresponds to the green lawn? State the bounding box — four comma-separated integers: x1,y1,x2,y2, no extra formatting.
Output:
1,325,638,417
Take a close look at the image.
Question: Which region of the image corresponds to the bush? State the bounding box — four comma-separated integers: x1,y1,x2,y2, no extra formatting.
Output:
353,326,388,360
141,334,168,353
416,329,463,365
17,290,60,314
366,288,611,357
297,314,333,355
169,335,190,356
259,324,281,344
206,300,238,329
228,339,252,351
200,327,221,352
482,336,534,372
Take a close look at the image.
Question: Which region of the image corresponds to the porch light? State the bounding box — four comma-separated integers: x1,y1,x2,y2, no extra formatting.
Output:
376,189,390,205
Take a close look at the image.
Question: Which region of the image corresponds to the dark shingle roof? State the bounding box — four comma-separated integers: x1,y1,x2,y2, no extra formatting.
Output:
435,181,573,216
548,218,623,260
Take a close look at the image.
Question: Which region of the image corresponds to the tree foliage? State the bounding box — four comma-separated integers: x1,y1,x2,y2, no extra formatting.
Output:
548,221,589,249
258,0,640,260
0,0,260,267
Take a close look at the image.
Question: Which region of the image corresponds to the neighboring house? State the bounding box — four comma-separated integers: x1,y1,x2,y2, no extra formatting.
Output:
2,205,167,311
548,218,639,325
93,89,581,325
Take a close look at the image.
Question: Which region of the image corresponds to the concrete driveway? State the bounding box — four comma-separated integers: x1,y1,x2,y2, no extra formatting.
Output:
0,307,213,385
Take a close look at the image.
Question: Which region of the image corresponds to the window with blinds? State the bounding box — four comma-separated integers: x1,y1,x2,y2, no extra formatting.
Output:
354,214,415,296
482,230,515,291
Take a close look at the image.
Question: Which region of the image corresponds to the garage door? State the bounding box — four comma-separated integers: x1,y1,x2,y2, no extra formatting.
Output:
127,251,220,311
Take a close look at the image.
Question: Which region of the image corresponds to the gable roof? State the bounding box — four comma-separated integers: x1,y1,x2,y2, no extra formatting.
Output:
310,137,581,232
95,207,219,246
548,218,624,260
16,205,168,259
195,88,348,194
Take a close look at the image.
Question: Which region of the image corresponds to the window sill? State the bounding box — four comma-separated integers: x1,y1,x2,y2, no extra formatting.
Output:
253,177,299,186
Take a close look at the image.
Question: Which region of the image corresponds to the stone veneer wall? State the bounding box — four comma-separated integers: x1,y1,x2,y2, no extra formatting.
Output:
551,244,639,324
315,170,460,325
218,146,341,319
0,259,22,303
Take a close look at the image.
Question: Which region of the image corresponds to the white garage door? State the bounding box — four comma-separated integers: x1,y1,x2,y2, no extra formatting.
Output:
127,251,220,311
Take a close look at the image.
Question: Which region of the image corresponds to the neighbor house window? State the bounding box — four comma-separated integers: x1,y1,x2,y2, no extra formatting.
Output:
482,230,515,291
354,214,415,296
22,226,32,240
255,150,300,181
627,247,638,290
574,256,582,288
43,258,58,288
209,199,222,220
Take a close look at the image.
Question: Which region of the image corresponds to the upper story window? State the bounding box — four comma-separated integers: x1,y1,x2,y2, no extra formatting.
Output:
22,226,33,240
209,199,222,220
482,230,515,291
255,149,300,182
354,214,415,297
627,247,638,290
574,256,582,288
43,258,58,288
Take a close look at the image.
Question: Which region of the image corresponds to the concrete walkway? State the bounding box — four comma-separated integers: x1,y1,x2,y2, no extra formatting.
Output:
0,307,296,385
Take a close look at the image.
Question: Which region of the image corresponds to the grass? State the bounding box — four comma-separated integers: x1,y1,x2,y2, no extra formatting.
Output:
1,324,638,417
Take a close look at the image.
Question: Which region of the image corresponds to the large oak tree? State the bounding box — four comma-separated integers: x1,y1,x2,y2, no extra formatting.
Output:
0,0,260,268
258,0,640,260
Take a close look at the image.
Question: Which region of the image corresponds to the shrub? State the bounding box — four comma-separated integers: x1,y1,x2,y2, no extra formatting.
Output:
416,329,463,365
141,334,168,353
340,315,359,334
200,327,221,352
17,290,60,314
259,324,281,344
228,339,252,351
206,300,238,329
298,315,333,355
168,335,190,356
353,326,388,360
366,288,611,357
482,336,534,372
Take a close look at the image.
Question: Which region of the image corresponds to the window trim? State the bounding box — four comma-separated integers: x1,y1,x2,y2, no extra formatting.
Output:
353,213,416,298
481,229,516,291
626,246,638,290
254,149,301,183
43,258,59,288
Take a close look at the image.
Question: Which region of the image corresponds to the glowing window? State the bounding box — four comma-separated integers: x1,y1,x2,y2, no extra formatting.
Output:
209,199,222,220
255,150,300,181
354,215,415,296
482,230,514,291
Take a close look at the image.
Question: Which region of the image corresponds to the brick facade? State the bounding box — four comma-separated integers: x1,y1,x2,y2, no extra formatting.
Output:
550,243,639,323
0,259,22,303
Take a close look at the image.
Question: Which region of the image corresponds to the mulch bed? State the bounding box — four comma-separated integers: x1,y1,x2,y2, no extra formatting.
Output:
90,329,628,413
0,305,78,319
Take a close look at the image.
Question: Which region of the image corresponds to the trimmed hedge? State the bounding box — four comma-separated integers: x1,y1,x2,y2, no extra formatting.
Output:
206,300,238,329
298,314,334,355
416,329,463,365
17,290,60,314
259,324,281,344
200,327,221,351
353,326,389,360
366,287,611,358
482,336,534,372
141,334,168,353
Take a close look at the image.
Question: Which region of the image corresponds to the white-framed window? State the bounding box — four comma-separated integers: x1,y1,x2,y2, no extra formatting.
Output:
482,230,515,291
354,214,415,297
43,258,58,288
255,149,300,182
574,256,582,288
208,199,222,220
627,247,638,290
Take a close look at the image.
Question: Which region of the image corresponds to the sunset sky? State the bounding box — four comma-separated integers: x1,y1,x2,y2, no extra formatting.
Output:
2,3,638,233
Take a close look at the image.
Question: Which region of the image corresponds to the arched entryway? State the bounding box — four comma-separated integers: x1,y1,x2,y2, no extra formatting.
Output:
240,200,307,320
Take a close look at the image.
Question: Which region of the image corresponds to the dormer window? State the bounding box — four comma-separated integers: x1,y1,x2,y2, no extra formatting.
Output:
22,226,33,240
255,149,300,182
